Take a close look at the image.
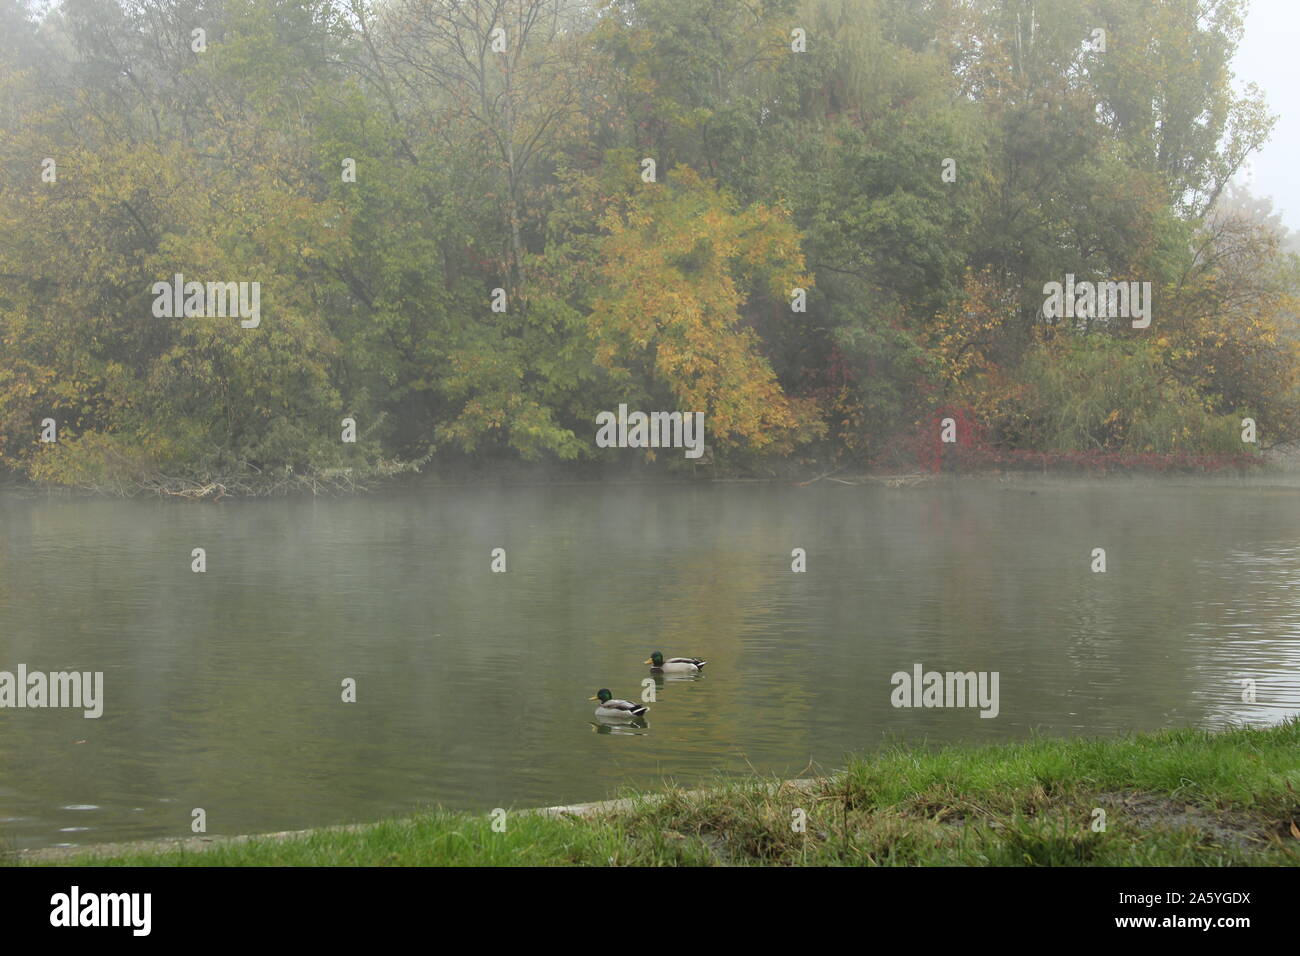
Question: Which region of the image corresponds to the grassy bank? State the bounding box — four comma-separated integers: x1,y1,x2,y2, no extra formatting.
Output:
15,719,1300,866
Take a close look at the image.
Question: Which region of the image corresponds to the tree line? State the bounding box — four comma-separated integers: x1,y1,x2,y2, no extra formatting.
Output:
1,0,1297,490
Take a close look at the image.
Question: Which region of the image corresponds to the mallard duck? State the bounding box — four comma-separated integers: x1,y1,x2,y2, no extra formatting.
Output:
589,688,648,718
645,652,707,674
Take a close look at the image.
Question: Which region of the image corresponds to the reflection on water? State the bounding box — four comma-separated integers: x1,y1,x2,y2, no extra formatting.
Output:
1,478,1299,849
591,719,650,736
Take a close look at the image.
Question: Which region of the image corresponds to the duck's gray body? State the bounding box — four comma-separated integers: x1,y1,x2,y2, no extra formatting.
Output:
654,657,707,674
595,698,648,718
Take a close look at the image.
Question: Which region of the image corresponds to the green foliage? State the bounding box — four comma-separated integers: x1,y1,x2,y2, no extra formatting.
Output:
0,0,1294,486
1009,336,1246,454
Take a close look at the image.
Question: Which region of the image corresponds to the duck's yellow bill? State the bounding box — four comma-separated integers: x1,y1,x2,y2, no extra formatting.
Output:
643,659,653,664
588,695,599,700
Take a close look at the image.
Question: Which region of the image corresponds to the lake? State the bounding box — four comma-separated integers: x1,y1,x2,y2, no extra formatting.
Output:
2,478,1298,850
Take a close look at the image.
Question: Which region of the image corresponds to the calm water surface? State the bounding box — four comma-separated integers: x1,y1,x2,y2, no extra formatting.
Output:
2,479,1298,849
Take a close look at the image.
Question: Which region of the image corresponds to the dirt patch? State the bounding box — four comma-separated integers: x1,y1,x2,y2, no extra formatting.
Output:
1096,791,1272,848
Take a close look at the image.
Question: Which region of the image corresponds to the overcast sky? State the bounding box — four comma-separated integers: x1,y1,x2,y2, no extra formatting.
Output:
1234,0,1300,231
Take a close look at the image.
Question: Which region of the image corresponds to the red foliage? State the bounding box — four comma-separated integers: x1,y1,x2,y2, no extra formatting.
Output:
917,406,983,472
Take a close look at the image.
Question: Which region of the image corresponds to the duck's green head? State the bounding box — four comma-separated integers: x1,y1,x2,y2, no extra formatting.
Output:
645,652,664,667
589,688,613,703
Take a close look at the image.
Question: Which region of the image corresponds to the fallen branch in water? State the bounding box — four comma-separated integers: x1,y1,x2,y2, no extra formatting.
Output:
794,467,842,487
67,449,435,499
809,473,935,487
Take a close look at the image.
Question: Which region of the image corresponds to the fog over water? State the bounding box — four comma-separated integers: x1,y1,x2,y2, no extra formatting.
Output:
2,477,1297,850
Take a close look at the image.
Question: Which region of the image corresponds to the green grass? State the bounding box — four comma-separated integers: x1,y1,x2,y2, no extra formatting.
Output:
13,719,1300,866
